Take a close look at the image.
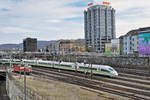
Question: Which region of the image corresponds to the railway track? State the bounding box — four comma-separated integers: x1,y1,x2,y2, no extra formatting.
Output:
32,66,150,100
119,73,150,80
115,68,150,76
32,66,150,86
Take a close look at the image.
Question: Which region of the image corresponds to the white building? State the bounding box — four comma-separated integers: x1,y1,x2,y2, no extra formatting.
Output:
122,34,138,55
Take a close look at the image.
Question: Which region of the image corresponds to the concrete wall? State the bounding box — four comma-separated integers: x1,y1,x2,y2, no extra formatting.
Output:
6,72,46,100
6,73,31,100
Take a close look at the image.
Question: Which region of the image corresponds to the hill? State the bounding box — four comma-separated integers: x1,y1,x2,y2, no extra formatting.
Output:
0,40,56,49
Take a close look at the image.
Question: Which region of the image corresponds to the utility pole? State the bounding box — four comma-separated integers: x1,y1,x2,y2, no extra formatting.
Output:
84,59,86,78
53,54,55,68
24,62,26,100
19,55,22,78
9,54,12,72
75,56,77,73
90,63,93,79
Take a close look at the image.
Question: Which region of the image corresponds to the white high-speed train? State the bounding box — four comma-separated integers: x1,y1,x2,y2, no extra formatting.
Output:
0,59,118,77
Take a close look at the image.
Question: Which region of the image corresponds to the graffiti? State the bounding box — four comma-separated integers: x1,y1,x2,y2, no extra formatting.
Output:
139,33,150,54
142,37,150,44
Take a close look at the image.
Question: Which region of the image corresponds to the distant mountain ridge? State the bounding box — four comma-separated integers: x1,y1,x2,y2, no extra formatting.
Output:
0,44,22,49
0,39,84,49
0,40,56,49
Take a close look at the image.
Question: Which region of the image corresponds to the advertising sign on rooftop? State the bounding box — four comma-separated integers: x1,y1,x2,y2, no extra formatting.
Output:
103,1,110,5
88,2,93,6
138,33,150,55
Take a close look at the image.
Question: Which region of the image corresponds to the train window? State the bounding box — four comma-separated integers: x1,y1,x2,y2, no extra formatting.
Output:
101,69,110,72
108,68,114,72
91,68,97,70
98,68,101,71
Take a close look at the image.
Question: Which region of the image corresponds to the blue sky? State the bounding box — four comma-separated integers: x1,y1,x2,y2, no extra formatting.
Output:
0,0,150,44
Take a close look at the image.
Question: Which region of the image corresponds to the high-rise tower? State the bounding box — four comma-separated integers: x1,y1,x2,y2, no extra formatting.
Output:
84,2,116,52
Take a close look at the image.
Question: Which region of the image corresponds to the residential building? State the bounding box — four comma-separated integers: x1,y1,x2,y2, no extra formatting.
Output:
84,2,116,53
119,27,150,55
58,40,85,54
120,30,138,55
23,38,37,52
47,42,58,54
47,40,85,55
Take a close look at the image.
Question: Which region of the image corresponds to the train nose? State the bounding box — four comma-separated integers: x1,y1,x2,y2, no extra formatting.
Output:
114,71,118,76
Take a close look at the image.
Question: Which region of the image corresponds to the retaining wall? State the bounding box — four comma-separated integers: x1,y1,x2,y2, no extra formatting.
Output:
6,73,48,100
6,73,31,100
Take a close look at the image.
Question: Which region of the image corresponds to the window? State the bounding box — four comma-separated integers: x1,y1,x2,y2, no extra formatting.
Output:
101,69,109,72
108,68,114,72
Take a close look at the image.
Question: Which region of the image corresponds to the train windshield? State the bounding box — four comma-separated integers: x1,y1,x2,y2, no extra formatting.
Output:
108,68,114,72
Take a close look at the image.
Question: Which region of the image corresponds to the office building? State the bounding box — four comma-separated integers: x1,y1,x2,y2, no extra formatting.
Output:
84,2,116,52
23,38,37,52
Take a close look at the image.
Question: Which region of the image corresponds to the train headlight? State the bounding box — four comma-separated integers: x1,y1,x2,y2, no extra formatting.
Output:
113,71,118,76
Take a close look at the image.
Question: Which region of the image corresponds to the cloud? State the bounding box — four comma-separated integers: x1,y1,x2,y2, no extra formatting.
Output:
111,0,150,37
93,0,150,37
1,8,10,12
0,0,150,44
0,0,85,43
0,26,36,34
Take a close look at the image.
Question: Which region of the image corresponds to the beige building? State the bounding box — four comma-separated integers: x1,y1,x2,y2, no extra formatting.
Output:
59,40,85,54
47,40,85,55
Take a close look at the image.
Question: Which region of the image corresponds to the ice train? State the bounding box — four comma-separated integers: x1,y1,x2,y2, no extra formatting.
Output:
0,59,118,77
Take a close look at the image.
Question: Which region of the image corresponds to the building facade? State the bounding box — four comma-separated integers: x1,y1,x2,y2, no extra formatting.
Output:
84,3,116,52
23,38,37,52
58,40,85,54
138,30,150,55
47,40,85,55
120,30,138,55
119,27,150,55
105,39,120,55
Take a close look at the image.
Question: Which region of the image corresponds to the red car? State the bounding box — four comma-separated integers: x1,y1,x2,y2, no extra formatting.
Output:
13,64,32,74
